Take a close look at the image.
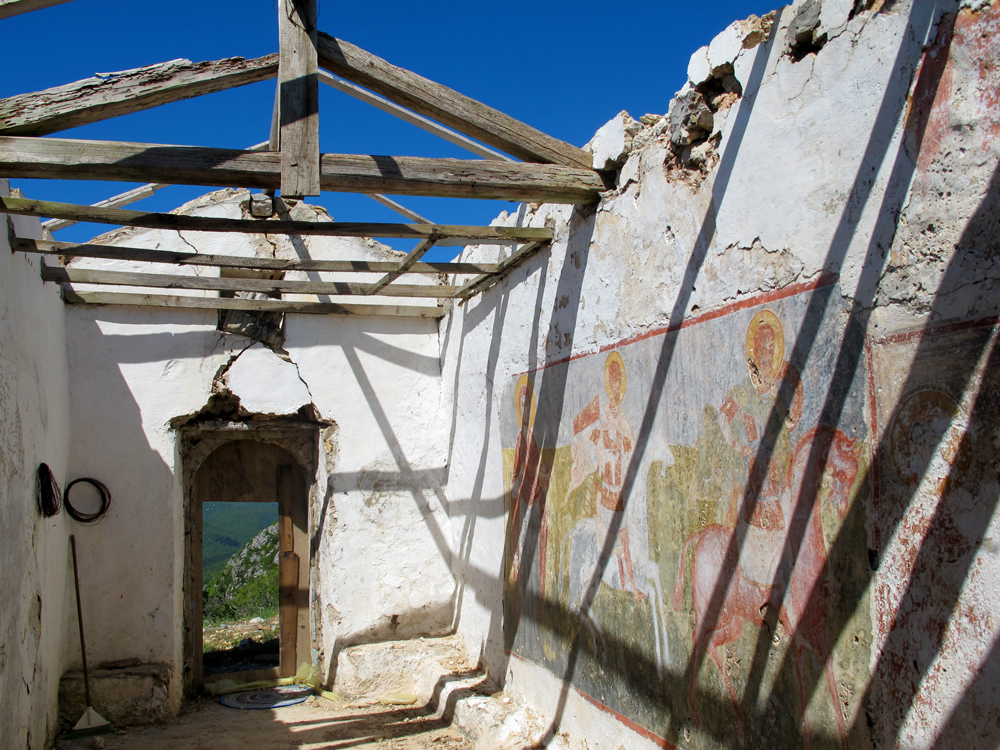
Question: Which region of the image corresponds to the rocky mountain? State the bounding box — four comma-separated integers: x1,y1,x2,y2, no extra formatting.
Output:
202,501,278,579
203,522,279,622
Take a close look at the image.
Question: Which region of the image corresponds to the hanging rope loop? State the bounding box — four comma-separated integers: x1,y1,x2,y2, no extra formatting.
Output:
64,478,112,523
36,463,62,517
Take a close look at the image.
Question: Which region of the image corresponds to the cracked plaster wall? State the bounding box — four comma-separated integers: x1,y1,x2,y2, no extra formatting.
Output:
0,179,72,749
441,1,1000,748
60,189,453,711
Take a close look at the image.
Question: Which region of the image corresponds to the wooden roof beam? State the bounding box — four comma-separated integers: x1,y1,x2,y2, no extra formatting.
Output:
0,136,604,203
318,70,510,162
41,265,460,298
366,193,431,224
43,141,271,234
368,238,434,294
317,33,592,169
1,196,555,242
0,56,279,137
60,290,444,318
15,238,501,274
277,0,319,197
458,240,549,300
0,0,75,20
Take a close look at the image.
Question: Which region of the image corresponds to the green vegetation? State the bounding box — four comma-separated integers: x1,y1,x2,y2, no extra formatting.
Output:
203,519,279,623
202,501,277,580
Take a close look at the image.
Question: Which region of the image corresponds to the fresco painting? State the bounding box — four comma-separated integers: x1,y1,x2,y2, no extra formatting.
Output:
869,320,1000,749
502,281,872,749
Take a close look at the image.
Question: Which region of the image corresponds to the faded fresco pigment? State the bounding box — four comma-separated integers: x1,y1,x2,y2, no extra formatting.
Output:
502,280,873,749
868,318,1000,749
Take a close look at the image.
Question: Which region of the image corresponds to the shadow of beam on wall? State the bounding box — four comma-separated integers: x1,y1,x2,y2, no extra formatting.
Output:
448,285,515,639
520,5,781,748
651,3,954,748
501,207,596,676
83,320,441,373
727,8,1000,750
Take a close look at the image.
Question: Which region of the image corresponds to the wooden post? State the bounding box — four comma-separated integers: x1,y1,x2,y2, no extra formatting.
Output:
278,0,320,198
277,465,298,677
265,88,281,198
278,551,299,677
290,466,310,676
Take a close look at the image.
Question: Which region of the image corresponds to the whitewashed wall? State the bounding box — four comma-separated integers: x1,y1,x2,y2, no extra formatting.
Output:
0,179,71,748
61,190,454,707
441,1,1000,748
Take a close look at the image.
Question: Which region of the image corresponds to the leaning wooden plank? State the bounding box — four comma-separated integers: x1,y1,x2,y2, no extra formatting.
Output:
16,238,501,273
42,265,460,298
1,196,556,241
61,289,445,318
0,0,74,20
458,240,549,299
317,33,592,169
278,0,319,197
0,136,603,203
366,193,432,224
0,56,279,137
319,71,510,162
368,239,434,294
43,184,165,233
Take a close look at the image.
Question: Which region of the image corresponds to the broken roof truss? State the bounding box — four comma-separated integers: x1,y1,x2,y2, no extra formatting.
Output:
1,0,602,314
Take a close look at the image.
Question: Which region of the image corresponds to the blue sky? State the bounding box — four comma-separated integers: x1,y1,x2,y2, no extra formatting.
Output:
2,0,776,261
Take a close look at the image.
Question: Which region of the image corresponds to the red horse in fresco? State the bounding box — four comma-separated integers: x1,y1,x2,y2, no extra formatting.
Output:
672,425,859,750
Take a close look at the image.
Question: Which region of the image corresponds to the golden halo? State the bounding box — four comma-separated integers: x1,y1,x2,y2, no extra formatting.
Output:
603,351,627,405
514,374,537,429
745,310,784,385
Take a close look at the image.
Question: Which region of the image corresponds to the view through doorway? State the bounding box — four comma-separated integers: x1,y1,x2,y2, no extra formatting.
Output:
183,434,312,694
201,500,280,677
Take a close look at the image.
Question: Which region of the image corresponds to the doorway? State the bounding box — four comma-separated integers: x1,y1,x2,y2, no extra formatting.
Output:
182,430,315,694
201,499,279,676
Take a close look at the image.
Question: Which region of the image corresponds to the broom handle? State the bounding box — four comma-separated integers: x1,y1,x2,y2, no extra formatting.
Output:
70,535,91,708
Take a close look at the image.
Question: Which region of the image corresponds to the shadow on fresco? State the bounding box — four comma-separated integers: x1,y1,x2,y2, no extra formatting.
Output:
495,3,1000,749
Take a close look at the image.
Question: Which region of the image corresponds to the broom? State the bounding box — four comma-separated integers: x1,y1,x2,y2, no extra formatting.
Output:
67,535,115,738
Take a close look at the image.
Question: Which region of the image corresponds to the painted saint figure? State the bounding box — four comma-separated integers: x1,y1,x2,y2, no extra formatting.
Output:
717,309,803,586
509,375,552,608
570,351,642,596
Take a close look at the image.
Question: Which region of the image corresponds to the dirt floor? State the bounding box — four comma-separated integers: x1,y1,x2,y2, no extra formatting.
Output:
54,693,472,750
203,615,280,675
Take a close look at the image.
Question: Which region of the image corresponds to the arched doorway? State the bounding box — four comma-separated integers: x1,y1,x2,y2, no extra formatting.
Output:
181,427,317,694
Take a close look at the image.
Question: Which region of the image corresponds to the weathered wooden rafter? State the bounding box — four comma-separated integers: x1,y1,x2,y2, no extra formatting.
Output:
318,71,510,162
0,0,75,20
0,56,278,137
1,196,554,243
458,240,550,299
41,265,459,298
369,238,434,294
14,238,499,274
366,193,431,224
43,183,167,234
317,33,591,169
36,142,429,235
277,0,319,197
0,136,603,203
42,141,271,234
0,16,597,316
61,289,444,318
